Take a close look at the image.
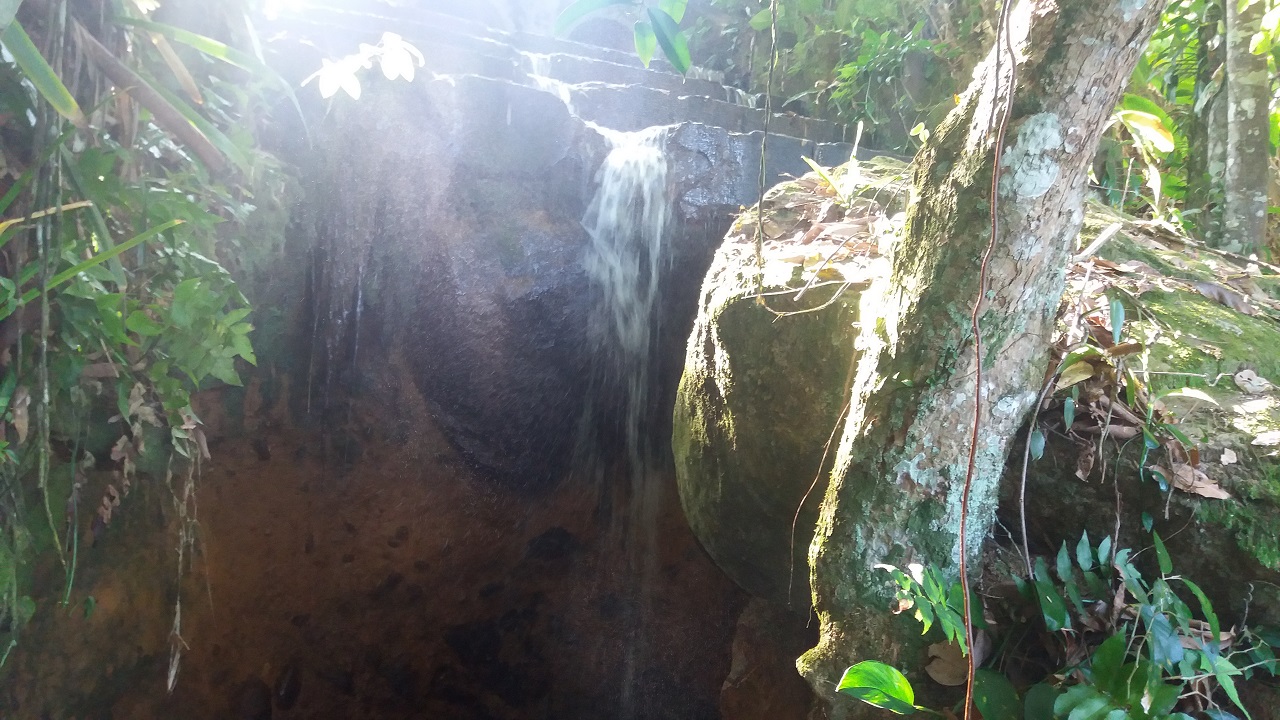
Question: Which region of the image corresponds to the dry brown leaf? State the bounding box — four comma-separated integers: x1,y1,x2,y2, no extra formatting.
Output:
1057,361,1096,391
1154,462,1231,499
1194,281,1257,315
11,386,30,445
924,641,966,686
81,363,120,379
1104,342,1145,358
1076,443,1096,481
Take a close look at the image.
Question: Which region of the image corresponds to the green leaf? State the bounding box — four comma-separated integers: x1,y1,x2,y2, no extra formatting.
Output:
973,669,1020,720
1209,654,1250,718
1029,428,1045,460
115,16,261,71
1063,397,1076,428
1109,296,1125,344
1023,683,1059,720
646,7,690,74
1034,557,1070,632
836,661,917,714
1056,542,1074,583
21,220,183,305
1090,633,1127,695
554,0,634,35
1076,532,1093,572
1054,684,1116,720
633,20,656,66
0,0,19,34
1142,512,1153,532
748,7,773,30
126,311,166,337
1152,532,1172,576
1147,610,1184,668
1180,578,1220,646
658,0,687,23
1,21,87,127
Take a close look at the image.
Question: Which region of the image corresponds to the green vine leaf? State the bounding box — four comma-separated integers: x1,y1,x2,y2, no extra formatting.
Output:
836,661,918,714
646,7,690,74
633,20,656,66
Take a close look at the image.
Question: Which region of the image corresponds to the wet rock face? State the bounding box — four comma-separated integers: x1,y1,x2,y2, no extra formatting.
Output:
300,76,601,485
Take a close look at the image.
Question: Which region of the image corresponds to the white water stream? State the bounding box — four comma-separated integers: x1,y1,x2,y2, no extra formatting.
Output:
580,123,672,717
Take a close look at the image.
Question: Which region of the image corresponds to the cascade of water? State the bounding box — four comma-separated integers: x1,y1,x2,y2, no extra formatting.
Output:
581,123,671,469
521,52,576,112
579,123,672,718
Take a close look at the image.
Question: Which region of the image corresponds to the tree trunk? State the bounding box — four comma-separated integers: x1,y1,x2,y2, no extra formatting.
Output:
1187,0,1227,246
796,0,1165,711
1222,0,1271,255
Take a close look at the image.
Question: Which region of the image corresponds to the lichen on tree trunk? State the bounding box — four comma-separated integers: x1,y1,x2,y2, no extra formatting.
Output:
797,0,1165,712
1222,0,1271,255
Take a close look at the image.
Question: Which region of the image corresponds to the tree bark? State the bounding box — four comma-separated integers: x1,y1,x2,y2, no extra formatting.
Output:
797,0,1165,712
1187,0,1227,246
1222,0,1270,255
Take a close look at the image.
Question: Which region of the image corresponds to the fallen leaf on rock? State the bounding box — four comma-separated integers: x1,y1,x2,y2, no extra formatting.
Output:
925,642,965,686
1221,448,1238,465
1153,462,1231,499
1195,281,1256,315
1234,369,1274,394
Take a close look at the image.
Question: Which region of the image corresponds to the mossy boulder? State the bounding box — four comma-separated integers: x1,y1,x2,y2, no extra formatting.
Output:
673,171,892,606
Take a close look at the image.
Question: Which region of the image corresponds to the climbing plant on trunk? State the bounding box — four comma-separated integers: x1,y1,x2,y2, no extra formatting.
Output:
795,0,1165,712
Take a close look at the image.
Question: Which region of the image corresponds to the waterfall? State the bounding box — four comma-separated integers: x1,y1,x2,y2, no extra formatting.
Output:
522,51,576,112
582,123,671,465
580,123,672,717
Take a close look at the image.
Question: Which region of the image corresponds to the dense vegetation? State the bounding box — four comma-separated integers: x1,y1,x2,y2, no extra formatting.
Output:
1,0,1278,717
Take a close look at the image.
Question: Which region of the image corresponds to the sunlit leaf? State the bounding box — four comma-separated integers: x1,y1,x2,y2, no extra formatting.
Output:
633,20,656,66
836,661,917,714
1,20,87,127
658,0,687,23
1161,387,1220,406
647,7,690,74
1117,109,1176,153
0,0,19,34
749,7,773,30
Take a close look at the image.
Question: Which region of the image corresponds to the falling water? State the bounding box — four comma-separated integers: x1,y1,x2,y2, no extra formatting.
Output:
522,52,576,112
579,123,672,717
